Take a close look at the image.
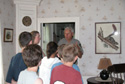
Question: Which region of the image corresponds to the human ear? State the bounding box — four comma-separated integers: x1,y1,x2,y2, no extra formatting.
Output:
74,56,78,62
38,60,42,66
57,54,60,58
29,40,32,45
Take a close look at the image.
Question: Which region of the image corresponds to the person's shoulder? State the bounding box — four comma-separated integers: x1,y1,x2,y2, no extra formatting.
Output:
13,53,22,58
73,64,79,67
12,53,22,61
34,78,43,84
52,63,63,70
58,38,65,42
72,64,80,72
19,69,27,75
39,57,47,66
60,38,65,41
58,38,66,45
52,62,62,68
41,56,48,62
72,38,82,46
18,69,27,81
54,57,61,62
54,62,62,65
72,38,80,42
73,68,81,75
42,56,47,59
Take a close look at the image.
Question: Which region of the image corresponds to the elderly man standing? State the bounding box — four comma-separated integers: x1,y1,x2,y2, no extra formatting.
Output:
58,27,83,61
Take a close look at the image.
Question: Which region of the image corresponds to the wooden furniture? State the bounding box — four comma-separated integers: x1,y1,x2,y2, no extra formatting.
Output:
87,77,123,84
108,63,125,84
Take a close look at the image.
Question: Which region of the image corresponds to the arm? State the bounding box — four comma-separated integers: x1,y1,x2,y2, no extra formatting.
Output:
75,42,83,58
6,57,15,84
78,49,83,58
6,82,11,84
6,79,17,84
34,78,43,84
11,79,17,84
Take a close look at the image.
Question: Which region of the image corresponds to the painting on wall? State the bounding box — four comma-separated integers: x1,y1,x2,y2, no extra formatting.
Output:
95,22,121,54
4,28,13,42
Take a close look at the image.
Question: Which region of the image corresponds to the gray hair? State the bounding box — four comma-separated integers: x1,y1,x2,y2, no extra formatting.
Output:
64,27,74,33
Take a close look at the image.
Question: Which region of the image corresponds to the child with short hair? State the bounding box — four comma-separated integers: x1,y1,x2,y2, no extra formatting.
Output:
31,30,45,56
31,31,41,44
51,44,83,83
39,41,60,84
17,44,43,84
50,44,83,84
6,31,32,84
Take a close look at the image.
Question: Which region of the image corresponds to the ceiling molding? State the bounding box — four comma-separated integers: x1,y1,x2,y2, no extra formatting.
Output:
13,0,42,5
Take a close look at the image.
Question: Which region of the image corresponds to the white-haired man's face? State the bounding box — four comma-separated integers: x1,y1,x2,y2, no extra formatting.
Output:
64,29,73,41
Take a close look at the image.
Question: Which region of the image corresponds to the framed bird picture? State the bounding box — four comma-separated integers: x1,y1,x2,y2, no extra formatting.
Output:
95,22,121,54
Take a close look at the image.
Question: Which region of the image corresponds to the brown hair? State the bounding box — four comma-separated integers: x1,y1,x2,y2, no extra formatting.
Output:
31,31,39,44
22,44,42,67
46,41,58,58
58,44,65,58
19,31,32,48
62,44,78,62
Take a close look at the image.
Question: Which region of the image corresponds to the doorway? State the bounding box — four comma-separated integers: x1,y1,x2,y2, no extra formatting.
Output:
38,17,80,55
41,22,75,55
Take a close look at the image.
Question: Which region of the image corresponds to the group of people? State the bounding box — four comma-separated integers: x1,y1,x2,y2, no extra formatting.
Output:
6,27,84,84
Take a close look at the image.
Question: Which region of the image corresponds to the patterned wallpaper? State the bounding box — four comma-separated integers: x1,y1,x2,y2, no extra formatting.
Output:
0,0,125,82
38,0,125,76
0,0,16,80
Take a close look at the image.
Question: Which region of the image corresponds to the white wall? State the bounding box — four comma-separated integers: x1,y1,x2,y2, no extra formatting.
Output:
38,0,125,77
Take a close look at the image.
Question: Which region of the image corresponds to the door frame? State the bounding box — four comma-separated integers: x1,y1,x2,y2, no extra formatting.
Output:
37,17,80,46
0,20,4,84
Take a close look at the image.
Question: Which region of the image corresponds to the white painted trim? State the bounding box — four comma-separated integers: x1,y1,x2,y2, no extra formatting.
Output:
38,17,80,40
13,0,41,5
15,4,38,53
16,5,19,53
0,20,4,84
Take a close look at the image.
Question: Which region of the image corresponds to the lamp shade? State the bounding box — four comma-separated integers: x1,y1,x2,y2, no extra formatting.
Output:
98,58,112,69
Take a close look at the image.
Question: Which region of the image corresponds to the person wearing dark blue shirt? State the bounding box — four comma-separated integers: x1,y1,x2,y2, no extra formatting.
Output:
6,31,32,84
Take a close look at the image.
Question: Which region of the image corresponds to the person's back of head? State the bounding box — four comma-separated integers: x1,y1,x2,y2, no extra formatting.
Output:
22,44,43,67
62,44,78,62
19,31,32,48
57,44,65,58
46,41,58,58
31,31,40,44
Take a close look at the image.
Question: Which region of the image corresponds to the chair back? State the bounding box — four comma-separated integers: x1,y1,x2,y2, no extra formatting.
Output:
108,63,125,84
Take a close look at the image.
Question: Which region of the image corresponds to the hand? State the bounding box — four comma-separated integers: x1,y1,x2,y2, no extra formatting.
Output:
11,79,17,84
74,42,83,58
74,42,80,51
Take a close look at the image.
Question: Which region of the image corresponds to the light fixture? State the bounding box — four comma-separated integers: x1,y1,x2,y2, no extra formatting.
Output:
98,58,112,80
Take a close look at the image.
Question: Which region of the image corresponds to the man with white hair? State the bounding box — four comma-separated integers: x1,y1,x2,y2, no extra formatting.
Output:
58,27,83,63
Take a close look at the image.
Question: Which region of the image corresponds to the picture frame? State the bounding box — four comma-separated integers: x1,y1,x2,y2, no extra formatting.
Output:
95,22,121,54
4,28,13,42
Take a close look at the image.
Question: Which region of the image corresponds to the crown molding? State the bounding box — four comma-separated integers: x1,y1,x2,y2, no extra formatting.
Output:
13,0,42,5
